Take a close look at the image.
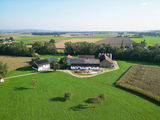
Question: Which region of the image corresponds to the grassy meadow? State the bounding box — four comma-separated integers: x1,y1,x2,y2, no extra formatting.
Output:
0,61,160,120
131,37,160,46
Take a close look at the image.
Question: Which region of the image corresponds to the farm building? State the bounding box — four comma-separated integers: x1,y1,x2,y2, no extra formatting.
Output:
70,58,100,71
78,55,95,59
66,55,73,64
32,58,56,71
99,53,114,68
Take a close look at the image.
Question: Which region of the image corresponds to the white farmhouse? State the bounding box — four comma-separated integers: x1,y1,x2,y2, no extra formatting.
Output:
32,58,56,71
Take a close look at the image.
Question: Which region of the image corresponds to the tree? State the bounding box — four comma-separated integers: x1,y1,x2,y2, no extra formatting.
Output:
91,97,101,108
59,57,69,69
30,80,38,88
51,62,59,72
154,55,160,63
98,93,106,101
9,37,14,41
0,62,8,77
50,39,55,43
64,92,72,101
120,40,124,49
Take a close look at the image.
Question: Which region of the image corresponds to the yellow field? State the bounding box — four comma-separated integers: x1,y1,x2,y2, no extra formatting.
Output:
55,38,101,48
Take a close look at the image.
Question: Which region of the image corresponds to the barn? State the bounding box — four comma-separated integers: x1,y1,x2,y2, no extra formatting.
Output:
32,58,56,71
99,54,114,68
70,58,100,71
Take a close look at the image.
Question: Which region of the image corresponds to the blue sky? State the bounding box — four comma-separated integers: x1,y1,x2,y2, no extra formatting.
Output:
0,0,160,31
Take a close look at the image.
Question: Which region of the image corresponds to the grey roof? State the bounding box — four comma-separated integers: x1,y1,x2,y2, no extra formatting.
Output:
34,59,50,66
47,58,57,63
34,58,56,66
70,58,100,65
78,55,95,59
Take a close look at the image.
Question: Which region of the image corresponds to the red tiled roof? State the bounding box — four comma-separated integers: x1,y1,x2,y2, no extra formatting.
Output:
105,55,113,64
67,55,73,59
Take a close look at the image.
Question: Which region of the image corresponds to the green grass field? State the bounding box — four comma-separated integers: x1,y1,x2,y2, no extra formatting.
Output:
131,37,160,46
0,61,160,120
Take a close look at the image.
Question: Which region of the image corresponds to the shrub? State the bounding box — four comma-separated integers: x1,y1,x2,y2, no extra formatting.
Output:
64,92,72,101
98,93,106,101
91,97,101,108
30,80,38,88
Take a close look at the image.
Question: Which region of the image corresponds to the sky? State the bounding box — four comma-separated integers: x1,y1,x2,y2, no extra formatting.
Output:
0,0,160,31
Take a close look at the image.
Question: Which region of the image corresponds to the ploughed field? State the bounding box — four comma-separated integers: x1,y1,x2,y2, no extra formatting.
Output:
96,38,135,47
116,65,160,102
0,61,160,120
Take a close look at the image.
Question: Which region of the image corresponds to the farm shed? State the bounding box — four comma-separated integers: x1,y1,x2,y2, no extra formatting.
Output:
78,55,95,59
70,58,100,71
32,58,56,71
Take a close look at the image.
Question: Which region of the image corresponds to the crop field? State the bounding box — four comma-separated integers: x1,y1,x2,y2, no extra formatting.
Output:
131,37,160,46
55,38,102,48
116,65,160,102
96,38,135,47
0,33,104,48
0,61,160,120
0,55,31,72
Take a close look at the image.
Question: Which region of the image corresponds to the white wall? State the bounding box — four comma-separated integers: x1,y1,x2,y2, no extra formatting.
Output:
38,64,50,71
71,66,99,71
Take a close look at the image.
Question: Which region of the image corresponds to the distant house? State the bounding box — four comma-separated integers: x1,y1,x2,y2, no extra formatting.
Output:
99,53,114,68
70,58,100,71
32,58,56,71
0,39,13,44
125,44,133,49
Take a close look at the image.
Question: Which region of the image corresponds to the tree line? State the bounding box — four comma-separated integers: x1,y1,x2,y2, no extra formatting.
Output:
0,42,35,57
64,42,160,63
0,40,57,57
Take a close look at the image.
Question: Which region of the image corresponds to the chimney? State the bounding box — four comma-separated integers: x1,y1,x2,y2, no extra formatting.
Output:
110,53,112,60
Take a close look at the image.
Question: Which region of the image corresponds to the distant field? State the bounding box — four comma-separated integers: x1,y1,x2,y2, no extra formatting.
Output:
131,37,160,46
55,38,102,48
116,65,160,102
0,33,104,47
40,55,77,59
96,38,135,47
0,55,31,72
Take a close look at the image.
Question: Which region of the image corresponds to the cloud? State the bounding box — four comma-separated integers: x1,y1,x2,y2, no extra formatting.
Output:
140,2,151,6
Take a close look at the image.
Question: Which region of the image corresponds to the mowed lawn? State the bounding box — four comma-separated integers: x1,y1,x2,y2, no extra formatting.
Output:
131,37,160,46
0,61,160,120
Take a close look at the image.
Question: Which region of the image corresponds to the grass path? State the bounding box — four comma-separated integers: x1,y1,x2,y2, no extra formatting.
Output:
5,72,40,80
